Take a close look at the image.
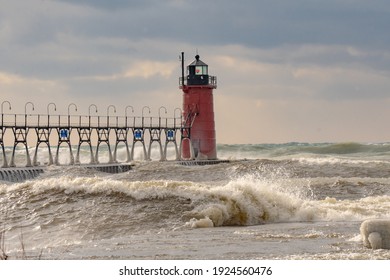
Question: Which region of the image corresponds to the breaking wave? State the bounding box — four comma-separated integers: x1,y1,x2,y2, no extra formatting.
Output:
2,172,390,232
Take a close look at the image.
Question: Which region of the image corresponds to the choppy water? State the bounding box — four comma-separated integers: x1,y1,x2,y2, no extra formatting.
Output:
1,142,390,259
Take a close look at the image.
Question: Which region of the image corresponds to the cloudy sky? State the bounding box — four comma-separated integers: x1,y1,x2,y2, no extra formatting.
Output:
1,0,390,144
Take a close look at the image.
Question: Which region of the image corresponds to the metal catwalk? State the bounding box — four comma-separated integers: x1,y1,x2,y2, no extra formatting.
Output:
0,102,198,169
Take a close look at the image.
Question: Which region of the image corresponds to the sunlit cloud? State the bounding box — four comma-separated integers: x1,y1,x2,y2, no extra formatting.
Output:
1,0,390,143
123,61,177,79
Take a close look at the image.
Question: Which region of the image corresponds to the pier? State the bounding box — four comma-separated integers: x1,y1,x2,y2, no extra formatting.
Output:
0,101,200,181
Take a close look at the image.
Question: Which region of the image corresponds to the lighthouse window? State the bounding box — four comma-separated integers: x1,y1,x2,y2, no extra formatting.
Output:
195,66,208,75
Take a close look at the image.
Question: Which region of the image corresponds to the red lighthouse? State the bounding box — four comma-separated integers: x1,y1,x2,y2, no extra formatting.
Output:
179,53,217,160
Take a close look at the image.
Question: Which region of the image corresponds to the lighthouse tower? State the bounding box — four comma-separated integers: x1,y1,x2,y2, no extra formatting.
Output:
179,53,217,160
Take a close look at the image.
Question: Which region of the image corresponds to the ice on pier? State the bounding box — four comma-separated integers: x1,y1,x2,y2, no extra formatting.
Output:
360,219,390,249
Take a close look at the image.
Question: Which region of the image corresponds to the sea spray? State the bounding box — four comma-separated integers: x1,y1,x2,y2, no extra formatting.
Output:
186,173,315,226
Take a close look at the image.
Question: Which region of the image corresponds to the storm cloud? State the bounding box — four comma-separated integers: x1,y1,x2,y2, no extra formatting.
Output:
1,0,390,143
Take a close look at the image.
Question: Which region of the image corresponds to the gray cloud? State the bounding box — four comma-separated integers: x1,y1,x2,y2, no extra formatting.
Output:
3,0,390,63
56,0,152,11
6,0,390,48
1,0,390,142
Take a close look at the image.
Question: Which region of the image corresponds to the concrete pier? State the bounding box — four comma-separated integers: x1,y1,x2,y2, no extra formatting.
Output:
177,159,230,166
0,166,44,182
0,163,133,182
83,163,133,174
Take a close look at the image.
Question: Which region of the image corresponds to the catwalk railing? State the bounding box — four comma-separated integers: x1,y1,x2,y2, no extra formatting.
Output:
0,102,196,168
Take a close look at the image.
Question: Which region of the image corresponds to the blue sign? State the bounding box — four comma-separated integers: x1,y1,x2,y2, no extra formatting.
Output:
134,129,143,140
60,129,69,139
167,130,174,140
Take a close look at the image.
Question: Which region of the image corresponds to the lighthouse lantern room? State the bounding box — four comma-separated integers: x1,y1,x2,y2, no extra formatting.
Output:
179,52,217,160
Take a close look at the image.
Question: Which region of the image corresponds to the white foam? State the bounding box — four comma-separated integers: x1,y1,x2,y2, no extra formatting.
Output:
187,217,214,228
295,157,387,166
